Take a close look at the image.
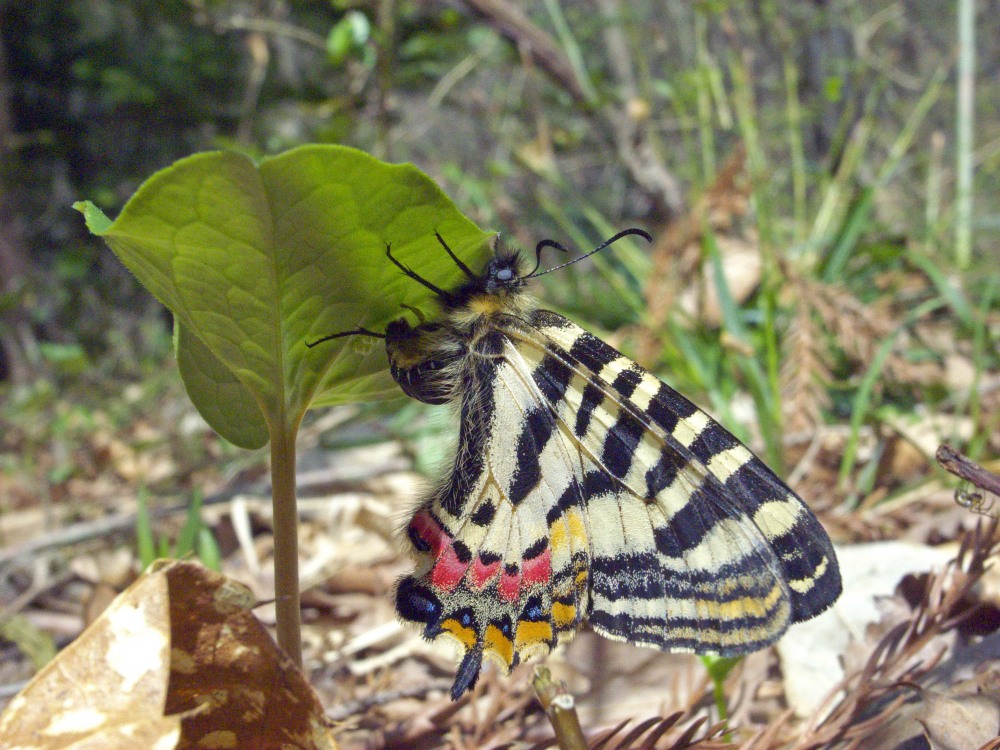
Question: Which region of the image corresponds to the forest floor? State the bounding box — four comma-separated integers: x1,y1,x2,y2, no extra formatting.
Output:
1,371,999,749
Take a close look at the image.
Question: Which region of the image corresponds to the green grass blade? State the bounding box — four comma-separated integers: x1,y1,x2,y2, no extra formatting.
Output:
135,487,156,568
905,252,974,328
197,528,222,572
839,297,948,492
821,187,874,283
174,489,203,559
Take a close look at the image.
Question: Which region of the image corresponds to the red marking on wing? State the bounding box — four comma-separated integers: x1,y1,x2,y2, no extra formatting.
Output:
499,567,521,602
409,510,447,556
522,547,552,586
430,543,469,591
470,557,501,588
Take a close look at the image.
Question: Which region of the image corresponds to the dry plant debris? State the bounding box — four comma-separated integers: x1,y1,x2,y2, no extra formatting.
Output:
0,561,180,749
0,560,338,750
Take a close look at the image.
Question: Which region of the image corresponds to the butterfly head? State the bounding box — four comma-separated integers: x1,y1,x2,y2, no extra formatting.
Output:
443,241,531,313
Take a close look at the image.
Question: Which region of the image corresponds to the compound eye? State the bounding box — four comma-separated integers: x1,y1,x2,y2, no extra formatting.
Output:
496,268,514,282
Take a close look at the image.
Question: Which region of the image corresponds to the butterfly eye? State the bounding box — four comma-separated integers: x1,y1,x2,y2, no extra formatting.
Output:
497,268,514,282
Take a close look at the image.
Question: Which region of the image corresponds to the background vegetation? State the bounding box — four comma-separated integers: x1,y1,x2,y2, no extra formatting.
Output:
1,0,998,747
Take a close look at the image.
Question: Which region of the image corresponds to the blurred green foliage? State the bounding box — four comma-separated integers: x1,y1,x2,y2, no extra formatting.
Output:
2,0,998,489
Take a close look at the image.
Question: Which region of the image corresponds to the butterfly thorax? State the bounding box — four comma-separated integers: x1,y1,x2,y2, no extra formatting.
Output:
385,246,535,405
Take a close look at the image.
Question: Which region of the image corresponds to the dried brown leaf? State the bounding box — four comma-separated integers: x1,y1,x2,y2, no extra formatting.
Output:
919,686,1000,750
0,563,179,750
163,561,338,750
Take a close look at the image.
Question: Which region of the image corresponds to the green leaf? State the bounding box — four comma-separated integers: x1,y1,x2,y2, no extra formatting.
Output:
327,11,371,65
175,319,269,449
75,145,492,443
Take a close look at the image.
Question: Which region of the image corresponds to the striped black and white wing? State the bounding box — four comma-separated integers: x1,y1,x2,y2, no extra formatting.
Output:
395,328,593,699
395,310,841,699
516,309,841,652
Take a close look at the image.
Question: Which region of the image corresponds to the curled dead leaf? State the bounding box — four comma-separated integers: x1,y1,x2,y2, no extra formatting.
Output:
0,561,337,750
0,563,178,750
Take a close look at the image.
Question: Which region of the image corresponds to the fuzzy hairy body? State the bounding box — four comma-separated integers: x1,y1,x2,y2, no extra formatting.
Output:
384,241,842,700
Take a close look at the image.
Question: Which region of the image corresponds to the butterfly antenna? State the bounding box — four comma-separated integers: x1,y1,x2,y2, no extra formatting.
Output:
527,228,653,278
527,238,569,277
305,327,385,348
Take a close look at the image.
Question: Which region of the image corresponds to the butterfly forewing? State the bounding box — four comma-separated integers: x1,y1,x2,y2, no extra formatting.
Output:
522,309,840,625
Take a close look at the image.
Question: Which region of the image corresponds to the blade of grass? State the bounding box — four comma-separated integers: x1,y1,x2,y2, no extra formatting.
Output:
581,205,653,287
665,321,719,393
838,297,948,493
704,229,780,463
784,58,808,241
955,0,976,270
877,65,948,186
966,277,999,455
728,48,784,451
820,66,945,282
136,487,155,568
197,528,222,572
695,7,716,181
905,251,974,328
174,489,204,559
820,186,875,283
541,0,599,104
809,112,874,252
729,50,774,262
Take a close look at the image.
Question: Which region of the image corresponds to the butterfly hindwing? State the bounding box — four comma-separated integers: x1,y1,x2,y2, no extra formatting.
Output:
395,329,592,699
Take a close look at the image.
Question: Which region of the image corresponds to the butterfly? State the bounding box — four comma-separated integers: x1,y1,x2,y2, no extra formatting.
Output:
309,229,842,700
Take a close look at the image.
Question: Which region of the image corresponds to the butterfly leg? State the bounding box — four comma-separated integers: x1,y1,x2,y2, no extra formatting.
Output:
384,242,453,301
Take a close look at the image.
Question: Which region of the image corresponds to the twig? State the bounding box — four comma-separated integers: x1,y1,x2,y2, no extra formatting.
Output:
459,0,590,104
532,666,588,750
326,682,454,722
936,444,1000,497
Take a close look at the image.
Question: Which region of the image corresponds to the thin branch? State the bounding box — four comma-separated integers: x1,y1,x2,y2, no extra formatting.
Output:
936,444,1000,497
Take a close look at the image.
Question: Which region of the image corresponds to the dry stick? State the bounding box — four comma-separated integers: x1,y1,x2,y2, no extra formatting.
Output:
936,444,1000,498
532,666,588,750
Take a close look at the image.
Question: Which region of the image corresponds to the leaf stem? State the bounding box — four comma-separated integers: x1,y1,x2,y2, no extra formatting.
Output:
270,425,302,666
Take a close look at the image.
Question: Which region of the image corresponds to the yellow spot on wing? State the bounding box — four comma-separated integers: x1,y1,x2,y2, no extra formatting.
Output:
484,624,514,668
441,618,477,649
552,602,576,627
704,580,784,620
515,620,553,649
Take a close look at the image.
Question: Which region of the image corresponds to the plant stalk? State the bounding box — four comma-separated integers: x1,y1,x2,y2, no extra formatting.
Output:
955,0,976,270
270,425,302,666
